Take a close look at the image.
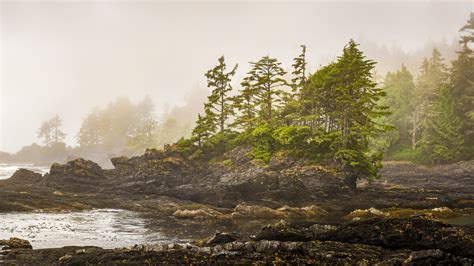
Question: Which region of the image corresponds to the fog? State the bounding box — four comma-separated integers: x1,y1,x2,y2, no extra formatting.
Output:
0,0,472,153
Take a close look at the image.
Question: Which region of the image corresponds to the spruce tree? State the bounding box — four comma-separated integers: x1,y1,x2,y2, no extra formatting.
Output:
204,56,238,133
291,45,307,94
419,85,464,163
280,45,308,125
451,12,474,156
231,83,258,130
412,49,449,150
382,65,416,150
191,113,213,147
299,62,338,130
329,40,388,186
241,56,287,121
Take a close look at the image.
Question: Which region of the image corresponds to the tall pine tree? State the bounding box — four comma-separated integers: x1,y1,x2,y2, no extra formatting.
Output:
191,113,214,147
412,49,449,150
240,56,287,122
204,56,238,133
382,65,416,151
330,40,388,186
291,45,307,94
419,85,464,163
451,12,474,157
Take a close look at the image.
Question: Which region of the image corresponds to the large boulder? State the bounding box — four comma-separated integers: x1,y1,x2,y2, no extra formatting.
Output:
8,169,42,183
49,158,104,179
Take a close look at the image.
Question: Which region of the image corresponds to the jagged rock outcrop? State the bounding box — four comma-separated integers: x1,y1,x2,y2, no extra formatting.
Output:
49,158,104,179
7,169,42,183
41,158,106,193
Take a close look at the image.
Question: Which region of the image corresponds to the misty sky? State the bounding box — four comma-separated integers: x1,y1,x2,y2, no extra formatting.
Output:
1,1,472,153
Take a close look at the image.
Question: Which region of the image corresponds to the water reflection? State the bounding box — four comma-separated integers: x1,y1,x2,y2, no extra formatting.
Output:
0,209,173,249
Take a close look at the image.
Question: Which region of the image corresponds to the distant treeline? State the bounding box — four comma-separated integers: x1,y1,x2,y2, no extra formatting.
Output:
1,94,204,166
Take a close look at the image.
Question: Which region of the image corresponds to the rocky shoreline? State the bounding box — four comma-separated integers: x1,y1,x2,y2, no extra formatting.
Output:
1,216,473,265
0,147,473,264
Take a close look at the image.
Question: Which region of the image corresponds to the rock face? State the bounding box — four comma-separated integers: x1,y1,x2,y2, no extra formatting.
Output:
104,147,347,207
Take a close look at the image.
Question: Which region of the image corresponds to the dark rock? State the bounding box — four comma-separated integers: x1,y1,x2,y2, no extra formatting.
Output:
8,169,42,183
205,232,240,247
254,220,314,242
49,158,104,179
321,215,474,258
0,237,32,250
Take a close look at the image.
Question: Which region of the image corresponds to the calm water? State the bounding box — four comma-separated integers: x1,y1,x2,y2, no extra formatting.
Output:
0,164,50,180
0,209,177,249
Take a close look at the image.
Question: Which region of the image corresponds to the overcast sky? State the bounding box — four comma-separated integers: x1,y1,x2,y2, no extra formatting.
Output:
1,0,472,152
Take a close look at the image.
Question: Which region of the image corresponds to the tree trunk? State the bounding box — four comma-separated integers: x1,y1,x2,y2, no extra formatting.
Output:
344,174,358,191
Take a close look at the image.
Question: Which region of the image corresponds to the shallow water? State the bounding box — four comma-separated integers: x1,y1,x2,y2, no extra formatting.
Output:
446,212,474,226
0,164,50,180
0,209,178,249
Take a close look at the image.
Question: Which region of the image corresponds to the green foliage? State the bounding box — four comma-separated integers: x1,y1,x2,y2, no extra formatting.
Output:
204,56,238,133
185,40,391,183
237,56,288,123
419,85,464,164
334,148,383,182
298,39,389,182
291,45,307,94
191,113,214,147
386,148,420,162
175,137,196,155
381,65,415,151
451,13,474,154
250,124,277,162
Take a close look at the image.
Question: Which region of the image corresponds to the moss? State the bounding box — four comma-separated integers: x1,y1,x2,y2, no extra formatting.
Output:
222,159,233,168
345,207,462,221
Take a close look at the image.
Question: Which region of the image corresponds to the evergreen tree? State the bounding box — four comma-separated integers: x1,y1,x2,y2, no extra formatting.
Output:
382,65,416,150
280,45,308,125
191,113,214,147
240,56,287,121
126,117,159,152
204,56,238,133
419,85,464,163
231,83,258,130
412,49,449,150
38,115,66,146
77,110,103,147
291,45,307,94
300,39,388,186
300,62,338,130
451,12,474,156
330,40,388,185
